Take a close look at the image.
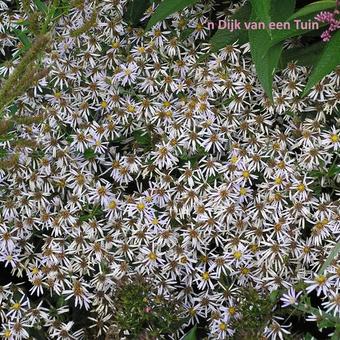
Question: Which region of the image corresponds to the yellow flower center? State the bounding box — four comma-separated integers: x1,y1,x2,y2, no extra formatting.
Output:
148,252,157,261
233,251,242,260
230,156,238,164
229,306,236,315
219,322,227,331
137,202,145,211
202,272,210,281
275,176,282,185
239,187,247,196
12,302,21,310
108,200,117,209
242,170,250,178
101,101,108,108
330,134,339,143
32,267,39,275
297,183,305,192
315,275,327,285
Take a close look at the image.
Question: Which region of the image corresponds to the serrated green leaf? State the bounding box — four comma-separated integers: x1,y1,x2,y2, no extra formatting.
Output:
146,0,199,31
33,0,48,14
289,1,336,20
209,2,251,52
183,325,197,340
124,0,151,26
302,30,340,96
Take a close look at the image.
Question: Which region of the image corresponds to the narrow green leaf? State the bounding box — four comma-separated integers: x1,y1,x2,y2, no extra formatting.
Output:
209,2,251,51
33,0,48,14
302,30,340,96
12,29,31,50
146,0,199,31
318,240,340,275
289,0,336,20
183,325,197,340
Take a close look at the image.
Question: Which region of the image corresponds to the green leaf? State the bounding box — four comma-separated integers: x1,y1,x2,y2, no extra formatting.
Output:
264,11,336,52
318,241,340,275
317,318,335,329
0,148,7,158
304,333,314,340
180,28,194,40
249,0,295,100
327,162,340,177
250,0,272,35
133,130,151,145
33,0,48,14
302,30,340,96
209,2,251,52
12,29,31,50
279,42,324,68
183,325,197,340
124,0,152,26
145,0,199,31
83,148,96,159
289,0,336,20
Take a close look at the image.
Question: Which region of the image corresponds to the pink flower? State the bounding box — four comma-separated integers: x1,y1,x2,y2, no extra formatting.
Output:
314,10,340,42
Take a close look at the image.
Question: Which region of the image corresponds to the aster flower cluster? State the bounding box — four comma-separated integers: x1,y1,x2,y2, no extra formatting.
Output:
0,0,339,339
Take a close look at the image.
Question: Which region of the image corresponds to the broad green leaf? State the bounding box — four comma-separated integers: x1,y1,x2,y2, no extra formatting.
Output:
279,42,324,68
249,0,295,100
146,0,199,31
318,240,340,275
183,325,197,340
289,0,336,20
250,0,272,36
124,0,152,26
302,30,340,96
209,2,251,52
249,28,282,100
33,0,48,14
12,29,31,50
